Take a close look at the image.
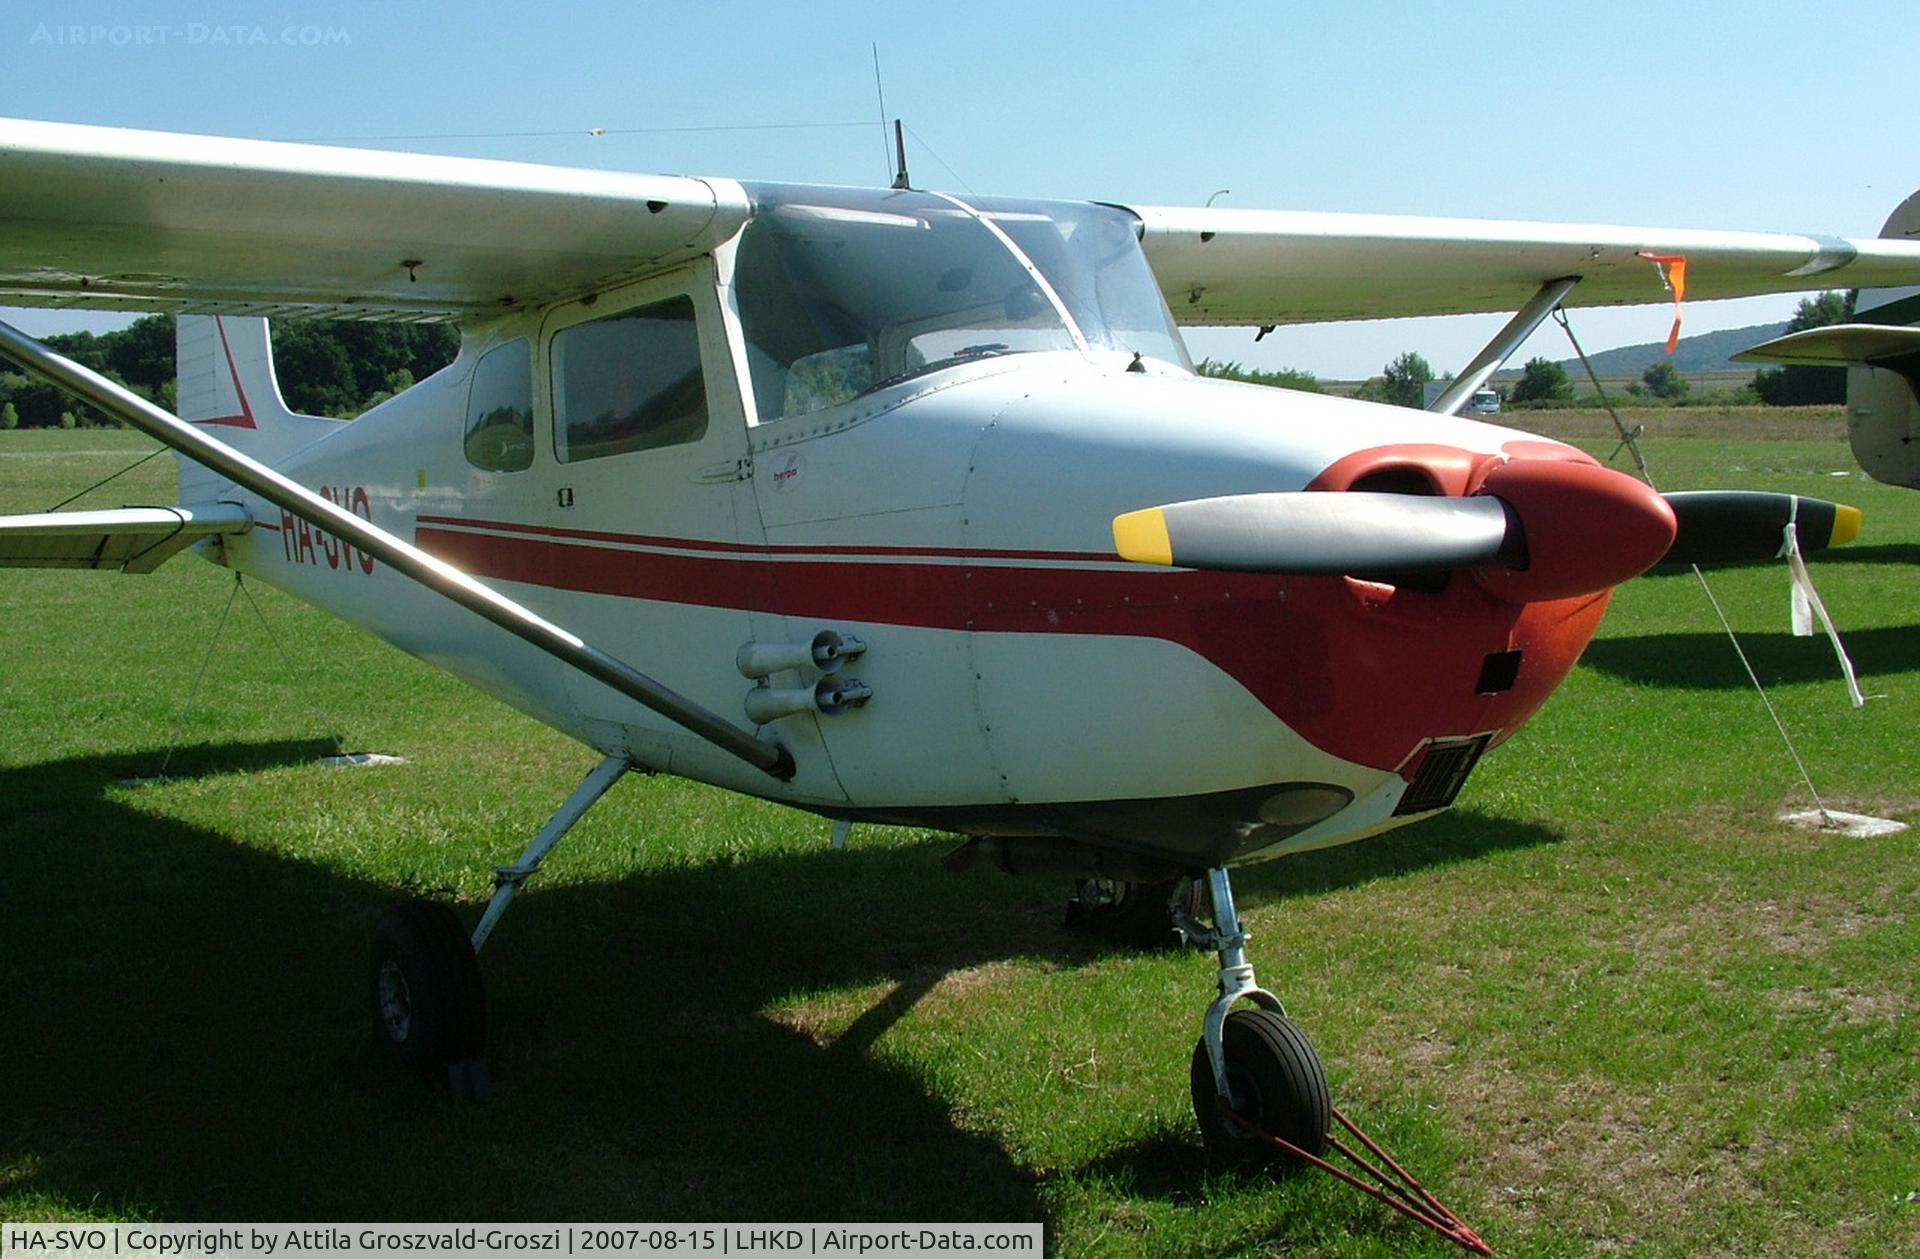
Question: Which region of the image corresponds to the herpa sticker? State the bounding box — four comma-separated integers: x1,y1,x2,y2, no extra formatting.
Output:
770,452,805,492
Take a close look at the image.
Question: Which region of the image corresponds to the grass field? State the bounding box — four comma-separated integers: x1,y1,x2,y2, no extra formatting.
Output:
2,411,1916,1256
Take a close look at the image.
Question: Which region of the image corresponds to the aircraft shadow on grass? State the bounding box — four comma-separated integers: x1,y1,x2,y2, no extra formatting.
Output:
1581,622,1920,689
1645,542,1920,573
0,743,1557,1222
1812,542,1920,568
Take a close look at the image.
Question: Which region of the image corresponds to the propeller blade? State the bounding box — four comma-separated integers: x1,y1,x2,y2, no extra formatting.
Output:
1660,491,1862,566
1112,491,1525,575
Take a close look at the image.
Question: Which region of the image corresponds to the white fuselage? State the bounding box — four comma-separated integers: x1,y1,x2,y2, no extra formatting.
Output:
199,186,1624,874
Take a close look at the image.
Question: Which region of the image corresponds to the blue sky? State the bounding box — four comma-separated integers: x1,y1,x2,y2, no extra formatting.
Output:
4,0,1912,377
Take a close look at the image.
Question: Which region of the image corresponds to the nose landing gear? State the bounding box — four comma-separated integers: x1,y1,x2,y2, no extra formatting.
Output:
1180,865,1493,1255
1180,867,1329,1158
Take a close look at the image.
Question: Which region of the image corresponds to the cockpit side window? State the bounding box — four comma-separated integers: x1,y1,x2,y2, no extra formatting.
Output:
463,338,534,473
551,296,709,462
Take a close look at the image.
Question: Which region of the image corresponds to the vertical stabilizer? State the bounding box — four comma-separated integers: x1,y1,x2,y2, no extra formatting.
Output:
173,315,348,500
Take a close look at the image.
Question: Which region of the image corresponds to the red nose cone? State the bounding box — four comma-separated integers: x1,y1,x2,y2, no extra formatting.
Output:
1473,459,1677,604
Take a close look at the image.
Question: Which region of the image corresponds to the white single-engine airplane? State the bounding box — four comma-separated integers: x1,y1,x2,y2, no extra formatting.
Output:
0,118,1913,1172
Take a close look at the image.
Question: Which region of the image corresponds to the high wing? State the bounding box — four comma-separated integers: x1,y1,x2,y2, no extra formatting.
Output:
1124,204,1920,326
7,117,1920,328
0,503,251,572
0,117,750,321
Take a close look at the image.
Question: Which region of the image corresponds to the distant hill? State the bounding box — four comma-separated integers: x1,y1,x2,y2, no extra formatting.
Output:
1515,320,1788,378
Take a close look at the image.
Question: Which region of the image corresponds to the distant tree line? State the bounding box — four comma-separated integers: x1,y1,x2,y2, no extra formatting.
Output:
0,294,1864,433
1748,291,1852,407
1500,291,1855,410
270,319,459,416
1194,358,1323,392
1184,292,1863,415
0,314,458,430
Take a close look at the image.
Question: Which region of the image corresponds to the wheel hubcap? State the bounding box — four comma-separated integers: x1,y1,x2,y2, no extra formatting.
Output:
377,959,414,1042
1221,1067,1264,1137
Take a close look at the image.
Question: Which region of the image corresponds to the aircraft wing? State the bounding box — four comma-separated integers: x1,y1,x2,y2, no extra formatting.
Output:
0,118,750,322
1730,323,1920,367
0,503,251,573
9,116,1918,330
1127,204,1920,327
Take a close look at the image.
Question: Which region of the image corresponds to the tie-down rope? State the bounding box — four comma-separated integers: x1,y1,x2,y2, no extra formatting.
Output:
1553,308,1852,826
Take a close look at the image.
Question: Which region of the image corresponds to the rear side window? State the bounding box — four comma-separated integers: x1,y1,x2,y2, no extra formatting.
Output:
463,339,534,472
552,296,708,462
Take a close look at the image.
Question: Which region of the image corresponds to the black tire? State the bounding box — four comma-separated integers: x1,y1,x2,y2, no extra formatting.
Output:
369,900,486,1070
1189,1008,1329,1160
1065,878,1204,947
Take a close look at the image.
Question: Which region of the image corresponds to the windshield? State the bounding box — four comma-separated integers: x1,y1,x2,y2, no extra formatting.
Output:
970,195,1190,368
733,184,1188,423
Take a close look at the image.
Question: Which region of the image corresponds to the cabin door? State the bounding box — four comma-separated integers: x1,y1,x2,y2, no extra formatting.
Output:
537,269,763,764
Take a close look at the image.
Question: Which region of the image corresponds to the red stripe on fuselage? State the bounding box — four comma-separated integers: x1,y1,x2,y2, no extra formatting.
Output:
415,514,1100,564
415,520,1259,631
415,517,1608,773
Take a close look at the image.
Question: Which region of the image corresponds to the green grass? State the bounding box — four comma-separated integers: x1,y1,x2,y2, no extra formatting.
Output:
3,417,1917,1256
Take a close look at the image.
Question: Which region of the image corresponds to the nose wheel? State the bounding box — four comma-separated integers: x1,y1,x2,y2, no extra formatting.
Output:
1182,867,1328,1158
1190,1007,1329,1157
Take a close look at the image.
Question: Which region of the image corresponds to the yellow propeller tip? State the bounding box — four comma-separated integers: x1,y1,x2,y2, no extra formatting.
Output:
1830,503,1863,548
1112,508,1174,566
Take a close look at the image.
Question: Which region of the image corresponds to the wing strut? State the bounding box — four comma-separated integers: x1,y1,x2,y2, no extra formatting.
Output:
0,318,795,782
1426,276,1580,416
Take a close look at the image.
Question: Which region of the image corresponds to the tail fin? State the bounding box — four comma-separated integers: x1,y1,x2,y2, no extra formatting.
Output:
174,315,347,501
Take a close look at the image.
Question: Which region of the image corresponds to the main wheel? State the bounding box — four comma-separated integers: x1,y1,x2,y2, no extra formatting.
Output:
369,900,487,1071
1065,877,1204,947
1190,1008,1329,1159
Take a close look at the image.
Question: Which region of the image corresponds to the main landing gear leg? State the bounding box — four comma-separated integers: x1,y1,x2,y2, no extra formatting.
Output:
1182,866,1330,1158
368,753,629,1099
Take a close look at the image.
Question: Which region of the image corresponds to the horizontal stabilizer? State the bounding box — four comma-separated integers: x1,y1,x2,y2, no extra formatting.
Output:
0,503,251,573
1731,323,1920,368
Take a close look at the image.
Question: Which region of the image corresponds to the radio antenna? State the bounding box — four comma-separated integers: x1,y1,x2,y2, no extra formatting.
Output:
871,45,911,189
871,44,893,183
891,119,911,189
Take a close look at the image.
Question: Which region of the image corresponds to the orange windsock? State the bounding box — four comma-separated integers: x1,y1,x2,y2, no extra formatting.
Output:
1639,252,1688,353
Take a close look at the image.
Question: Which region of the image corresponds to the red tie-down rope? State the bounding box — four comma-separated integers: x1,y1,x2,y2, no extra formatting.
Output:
1221,1103,1496,1256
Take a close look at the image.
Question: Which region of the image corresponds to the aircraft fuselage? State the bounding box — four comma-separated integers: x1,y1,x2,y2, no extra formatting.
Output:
202,185,1637,874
